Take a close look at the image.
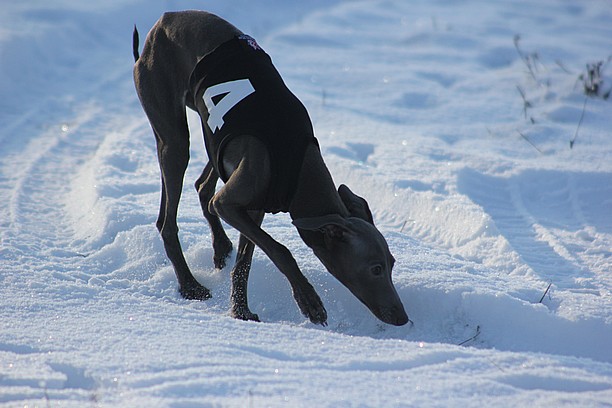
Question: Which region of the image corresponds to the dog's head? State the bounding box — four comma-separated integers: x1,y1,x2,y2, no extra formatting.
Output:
293,185,409,326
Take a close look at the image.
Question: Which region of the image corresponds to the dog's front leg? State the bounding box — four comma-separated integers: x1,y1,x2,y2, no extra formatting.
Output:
209,144,327,325
230,210,264,322
215,202,327,325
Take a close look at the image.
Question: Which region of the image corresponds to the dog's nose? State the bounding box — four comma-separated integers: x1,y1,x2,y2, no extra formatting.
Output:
392,311,410,326
379,306,409,326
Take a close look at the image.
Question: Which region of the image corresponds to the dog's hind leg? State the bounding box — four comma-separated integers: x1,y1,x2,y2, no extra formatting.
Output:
133,19,215,301
230,210,264,322
195,162,233,269
153,119,211,300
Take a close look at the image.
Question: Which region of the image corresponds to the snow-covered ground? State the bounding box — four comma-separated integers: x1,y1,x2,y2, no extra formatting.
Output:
1,0,611,406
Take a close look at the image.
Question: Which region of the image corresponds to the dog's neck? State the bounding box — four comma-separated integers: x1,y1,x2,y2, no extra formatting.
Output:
289,142,350,220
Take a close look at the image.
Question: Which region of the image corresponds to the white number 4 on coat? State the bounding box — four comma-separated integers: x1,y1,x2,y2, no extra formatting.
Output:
203,79,255,132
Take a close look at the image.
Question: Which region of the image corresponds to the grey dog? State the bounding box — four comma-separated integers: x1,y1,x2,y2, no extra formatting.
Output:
133,10,408,326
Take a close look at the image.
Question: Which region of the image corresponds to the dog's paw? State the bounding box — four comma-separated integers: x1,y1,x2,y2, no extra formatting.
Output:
179,283,212,301
213,253,229,270
213,237,233,269
231,306,260,323
294,286,327,326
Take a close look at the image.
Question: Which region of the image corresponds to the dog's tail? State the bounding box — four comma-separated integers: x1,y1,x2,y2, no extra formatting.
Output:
132,25,140,62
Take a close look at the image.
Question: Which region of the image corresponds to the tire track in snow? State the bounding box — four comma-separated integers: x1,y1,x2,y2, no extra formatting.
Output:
0,5,140,286
4,108,99,251
0,105,141,298
457,168,612,290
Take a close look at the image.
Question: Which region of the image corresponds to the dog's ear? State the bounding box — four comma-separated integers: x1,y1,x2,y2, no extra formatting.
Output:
292,214,349,239
338,184,374,224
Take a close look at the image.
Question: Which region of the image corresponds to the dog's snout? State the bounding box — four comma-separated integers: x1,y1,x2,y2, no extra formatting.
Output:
392,311,410,326
377,305,409,326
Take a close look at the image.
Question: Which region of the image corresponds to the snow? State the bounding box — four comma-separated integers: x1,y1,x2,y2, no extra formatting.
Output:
1,0,611,406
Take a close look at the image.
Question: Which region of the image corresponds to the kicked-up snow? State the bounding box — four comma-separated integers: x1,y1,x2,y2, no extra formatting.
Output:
1,0,611,406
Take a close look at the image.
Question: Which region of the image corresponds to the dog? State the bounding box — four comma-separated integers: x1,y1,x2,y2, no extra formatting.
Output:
133,10,408,326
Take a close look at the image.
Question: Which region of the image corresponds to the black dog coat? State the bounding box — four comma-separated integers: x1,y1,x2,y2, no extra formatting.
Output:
190,35,317,213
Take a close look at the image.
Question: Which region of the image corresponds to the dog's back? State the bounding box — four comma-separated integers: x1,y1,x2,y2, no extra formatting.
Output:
134,11,242,112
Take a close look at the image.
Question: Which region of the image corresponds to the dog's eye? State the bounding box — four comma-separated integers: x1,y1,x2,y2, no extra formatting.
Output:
371,265,383,277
